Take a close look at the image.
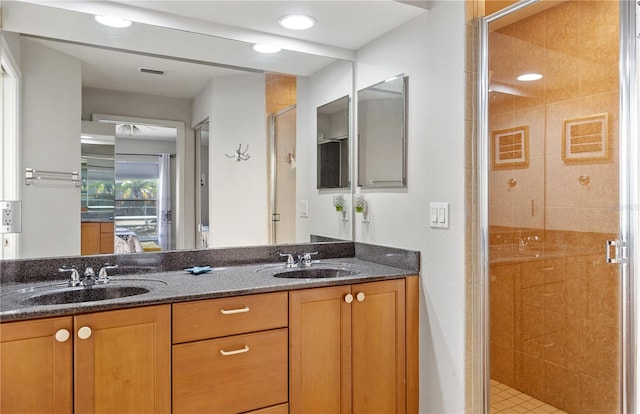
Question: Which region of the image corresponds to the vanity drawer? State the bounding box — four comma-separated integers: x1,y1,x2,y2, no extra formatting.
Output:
172,328,288,414
172,291,288,343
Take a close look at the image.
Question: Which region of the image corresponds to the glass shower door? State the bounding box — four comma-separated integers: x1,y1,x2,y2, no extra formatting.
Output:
485,1,625,413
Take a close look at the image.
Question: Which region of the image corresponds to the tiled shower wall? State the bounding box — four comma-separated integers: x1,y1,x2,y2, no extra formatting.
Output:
490,228,619,414
489,0,619,233
488,2,620,413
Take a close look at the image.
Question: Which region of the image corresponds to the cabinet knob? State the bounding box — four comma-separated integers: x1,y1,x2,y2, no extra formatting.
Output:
55,328,70,343
344,293,354,304
356,292,365,302
77,326,92,340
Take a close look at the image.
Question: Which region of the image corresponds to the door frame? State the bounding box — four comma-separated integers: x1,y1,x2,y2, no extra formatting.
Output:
92,113,186,250
0,34,22,259
269,105,297,245
474,1,638,413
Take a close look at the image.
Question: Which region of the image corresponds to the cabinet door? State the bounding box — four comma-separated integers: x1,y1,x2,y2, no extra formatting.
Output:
74,305,171,414
289,285,352,414
81,222,100,255
0,317,73,414
352,279,406,414
99,222,114,254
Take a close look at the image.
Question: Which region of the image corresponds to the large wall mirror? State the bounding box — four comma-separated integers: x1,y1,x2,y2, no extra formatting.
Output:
2,2,428,260
1,0,355,259
317,96,350,189
357,74,407,188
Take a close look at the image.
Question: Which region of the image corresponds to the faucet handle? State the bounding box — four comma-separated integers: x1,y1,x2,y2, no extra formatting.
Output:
97,264,118,284
278,253,297,268
300,252,318,267
59,266,81,287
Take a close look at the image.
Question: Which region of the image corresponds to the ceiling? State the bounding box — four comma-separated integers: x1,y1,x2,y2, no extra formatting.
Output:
26,37,242,100
11,1,429,101
112,1,429,50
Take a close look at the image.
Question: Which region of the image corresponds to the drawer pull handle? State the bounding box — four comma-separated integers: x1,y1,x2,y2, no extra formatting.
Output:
345,293,354,304
220,306,250,315
220,345,250,356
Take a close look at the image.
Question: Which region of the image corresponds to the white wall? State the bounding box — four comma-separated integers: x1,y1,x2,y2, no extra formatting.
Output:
297,60,353,242
353,3,466,413
209,73,269,247
20,38,82,258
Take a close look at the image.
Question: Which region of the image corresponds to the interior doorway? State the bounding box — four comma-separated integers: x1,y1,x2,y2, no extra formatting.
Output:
270,106,297,245
195,120,209,248
92,113,185,252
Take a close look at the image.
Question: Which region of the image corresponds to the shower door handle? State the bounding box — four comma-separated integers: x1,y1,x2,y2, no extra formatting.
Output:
606,240,628,264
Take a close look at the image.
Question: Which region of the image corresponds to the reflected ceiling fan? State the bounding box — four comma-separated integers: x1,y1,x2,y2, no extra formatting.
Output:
116,123,159,137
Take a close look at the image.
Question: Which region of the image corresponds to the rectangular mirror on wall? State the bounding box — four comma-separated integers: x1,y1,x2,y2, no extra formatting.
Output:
317,95,350,189
357,74,406,188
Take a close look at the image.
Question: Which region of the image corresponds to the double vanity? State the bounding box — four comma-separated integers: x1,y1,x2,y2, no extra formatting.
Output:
0,241,419,414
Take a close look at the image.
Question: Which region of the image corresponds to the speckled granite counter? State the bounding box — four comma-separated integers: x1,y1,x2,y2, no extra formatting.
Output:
0,242,420,322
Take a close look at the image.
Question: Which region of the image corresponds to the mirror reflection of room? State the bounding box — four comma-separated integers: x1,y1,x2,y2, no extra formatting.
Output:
317,96,349,189
80,121,115,255
357,74,406,188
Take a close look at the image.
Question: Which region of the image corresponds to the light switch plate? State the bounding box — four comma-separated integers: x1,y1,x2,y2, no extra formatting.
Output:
429,202,449,229
300,200,309,218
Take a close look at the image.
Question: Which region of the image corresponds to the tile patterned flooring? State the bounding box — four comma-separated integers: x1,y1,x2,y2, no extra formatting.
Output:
490,380,568,414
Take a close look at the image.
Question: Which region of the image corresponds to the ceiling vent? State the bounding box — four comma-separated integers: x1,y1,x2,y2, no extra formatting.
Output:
138,67,166,75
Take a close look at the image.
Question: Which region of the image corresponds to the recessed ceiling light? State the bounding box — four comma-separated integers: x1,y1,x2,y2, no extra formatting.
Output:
253,44,282,54
278,14,316,30
94,15,132,28
517,73,543,82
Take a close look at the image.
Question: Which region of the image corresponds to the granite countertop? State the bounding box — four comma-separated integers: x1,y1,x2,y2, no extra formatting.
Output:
489,244,577,264
0,257,416,322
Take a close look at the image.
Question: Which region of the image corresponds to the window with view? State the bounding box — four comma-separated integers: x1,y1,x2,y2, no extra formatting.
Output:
115,160,159,243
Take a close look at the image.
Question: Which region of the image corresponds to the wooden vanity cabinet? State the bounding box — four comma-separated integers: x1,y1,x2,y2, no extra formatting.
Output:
81,221,114,255
172,292,289,414
289,277,419,414
74,305,171,414
0,305,170,414
0,316,73,414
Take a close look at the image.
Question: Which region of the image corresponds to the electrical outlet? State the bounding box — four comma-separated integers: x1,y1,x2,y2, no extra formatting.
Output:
3,208,11,226
1,201,22,233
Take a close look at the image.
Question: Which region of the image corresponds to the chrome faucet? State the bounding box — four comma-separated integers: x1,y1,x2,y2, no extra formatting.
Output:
83,267,97,286
517,235,540,253
278,252,319,268
59,264,117,287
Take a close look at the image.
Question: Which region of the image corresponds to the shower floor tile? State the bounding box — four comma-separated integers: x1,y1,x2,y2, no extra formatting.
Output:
490,380,568,414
